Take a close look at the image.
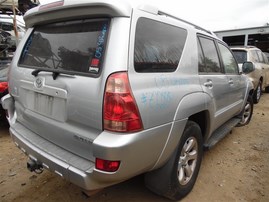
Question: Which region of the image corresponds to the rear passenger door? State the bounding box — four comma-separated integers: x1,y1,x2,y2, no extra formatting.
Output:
198,36,232,129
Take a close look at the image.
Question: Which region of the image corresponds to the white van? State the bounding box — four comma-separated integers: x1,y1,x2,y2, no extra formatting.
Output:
0,15,25,49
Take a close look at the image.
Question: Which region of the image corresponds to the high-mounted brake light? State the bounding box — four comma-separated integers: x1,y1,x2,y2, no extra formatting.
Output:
95,158,120,172
0,82,8,93
103,72,143,132
39,0,64,11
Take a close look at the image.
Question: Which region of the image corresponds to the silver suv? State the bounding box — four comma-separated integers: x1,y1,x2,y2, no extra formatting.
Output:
1,0,253,200
231,46,269,103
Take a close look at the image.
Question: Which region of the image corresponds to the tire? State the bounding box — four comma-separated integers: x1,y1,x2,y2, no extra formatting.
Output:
237,95,253,127
253,81,262,104
145,121,203,201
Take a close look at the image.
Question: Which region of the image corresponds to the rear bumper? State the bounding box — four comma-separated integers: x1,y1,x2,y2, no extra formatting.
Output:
3,94,186,190
8,119,179,190
9,122,100,189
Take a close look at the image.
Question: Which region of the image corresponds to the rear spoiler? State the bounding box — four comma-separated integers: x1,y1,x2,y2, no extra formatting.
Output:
24,0,132,28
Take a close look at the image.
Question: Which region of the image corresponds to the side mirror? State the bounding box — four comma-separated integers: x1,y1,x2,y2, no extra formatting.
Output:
242,62,255,74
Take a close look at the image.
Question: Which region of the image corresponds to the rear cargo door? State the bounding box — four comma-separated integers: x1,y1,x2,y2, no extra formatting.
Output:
13,18,110,161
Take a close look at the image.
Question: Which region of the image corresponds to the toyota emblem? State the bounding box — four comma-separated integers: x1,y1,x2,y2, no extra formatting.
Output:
34,77,44,89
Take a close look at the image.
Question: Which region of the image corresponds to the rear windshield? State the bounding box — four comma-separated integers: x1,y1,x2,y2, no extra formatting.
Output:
19,19,109,76
232,50,247,64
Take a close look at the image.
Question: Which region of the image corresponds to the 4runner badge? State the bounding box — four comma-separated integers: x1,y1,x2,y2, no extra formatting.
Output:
34,77,44,89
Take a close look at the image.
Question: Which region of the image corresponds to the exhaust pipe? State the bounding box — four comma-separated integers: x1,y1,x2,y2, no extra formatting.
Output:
27,159,43,174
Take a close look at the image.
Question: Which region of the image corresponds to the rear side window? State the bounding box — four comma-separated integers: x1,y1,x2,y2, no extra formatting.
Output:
256,50,265,63
263,53,269,64
134,18,187,72
19,19,109,76
232,50,247,64
198,37,221,73
249,50,260,63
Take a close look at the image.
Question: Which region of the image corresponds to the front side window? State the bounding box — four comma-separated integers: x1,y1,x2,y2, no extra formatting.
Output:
198,39,206,72
218,43,238,74
19,19,109,76
134,18,187,72
198,37,221,73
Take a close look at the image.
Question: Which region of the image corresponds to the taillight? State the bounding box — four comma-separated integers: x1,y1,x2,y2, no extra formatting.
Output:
95,158,120,172
0,82,8,93
103,72,143,132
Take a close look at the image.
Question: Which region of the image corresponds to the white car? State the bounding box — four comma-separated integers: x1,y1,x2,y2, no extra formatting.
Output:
0,15,25,49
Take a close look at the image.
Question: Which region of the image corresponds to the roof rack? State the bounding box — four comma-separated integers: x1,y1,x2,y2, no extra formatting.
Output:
158,10,213,35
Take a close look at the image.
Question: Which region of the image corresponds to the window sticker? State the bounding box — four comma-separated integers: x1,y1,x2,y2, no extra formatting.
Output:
21,35,33,62
89,23,108,73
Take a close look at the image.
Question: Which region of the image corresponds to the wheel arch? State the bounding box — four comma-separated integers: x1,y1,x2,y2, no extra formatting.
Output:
188,110,209,140
151,92,212,170
260,76,263,83
174,92,212,142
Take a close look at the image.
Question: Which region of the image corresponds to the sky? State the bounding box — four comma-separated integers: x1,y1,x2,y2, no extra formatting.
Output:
39,0,269,31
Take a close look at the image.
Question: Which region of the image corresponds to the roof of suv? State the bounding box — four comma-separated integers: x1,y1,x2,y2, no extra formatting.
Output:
23,0,214,36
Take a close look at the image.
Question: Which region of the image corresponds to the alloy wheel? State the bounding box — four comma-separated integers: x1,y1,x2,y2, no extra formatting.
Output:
177,137,198,185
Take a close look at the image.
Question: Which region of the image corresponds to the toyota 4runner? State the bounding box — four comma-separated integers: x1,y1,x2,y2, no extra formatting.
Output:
1,0,254,200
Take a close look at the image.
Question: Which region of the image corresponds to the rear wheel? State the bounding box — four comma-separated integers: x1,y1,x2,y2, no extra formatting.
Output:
145,121,203,201
237,95,253,127
253,81,262,104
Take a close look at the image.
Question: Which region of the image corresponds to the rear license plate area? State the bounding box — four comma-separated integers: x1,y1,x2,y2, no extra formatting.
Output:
25,91,66,121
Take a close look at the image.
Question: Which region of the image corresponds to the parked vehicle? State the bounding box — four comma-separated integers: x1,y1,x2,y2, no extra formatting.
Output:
0,30,11,58
0,63,9,124
0,0,39,15
0,15,25,51
1,0,254,200
231,46,269,103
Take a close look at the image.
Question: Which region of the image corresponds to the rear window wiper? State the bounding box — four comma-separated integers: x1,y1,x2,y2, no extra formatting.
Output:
32,69,60,80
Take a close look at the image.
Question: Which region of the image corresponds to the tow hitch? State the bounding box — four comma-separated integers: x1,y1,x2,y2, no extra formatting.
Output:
27,159,43,174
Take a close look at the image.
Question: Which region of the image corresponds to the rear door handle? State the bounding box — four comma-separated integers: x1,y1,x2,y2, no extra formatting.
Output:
228,79,234,85
204,80,213,88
